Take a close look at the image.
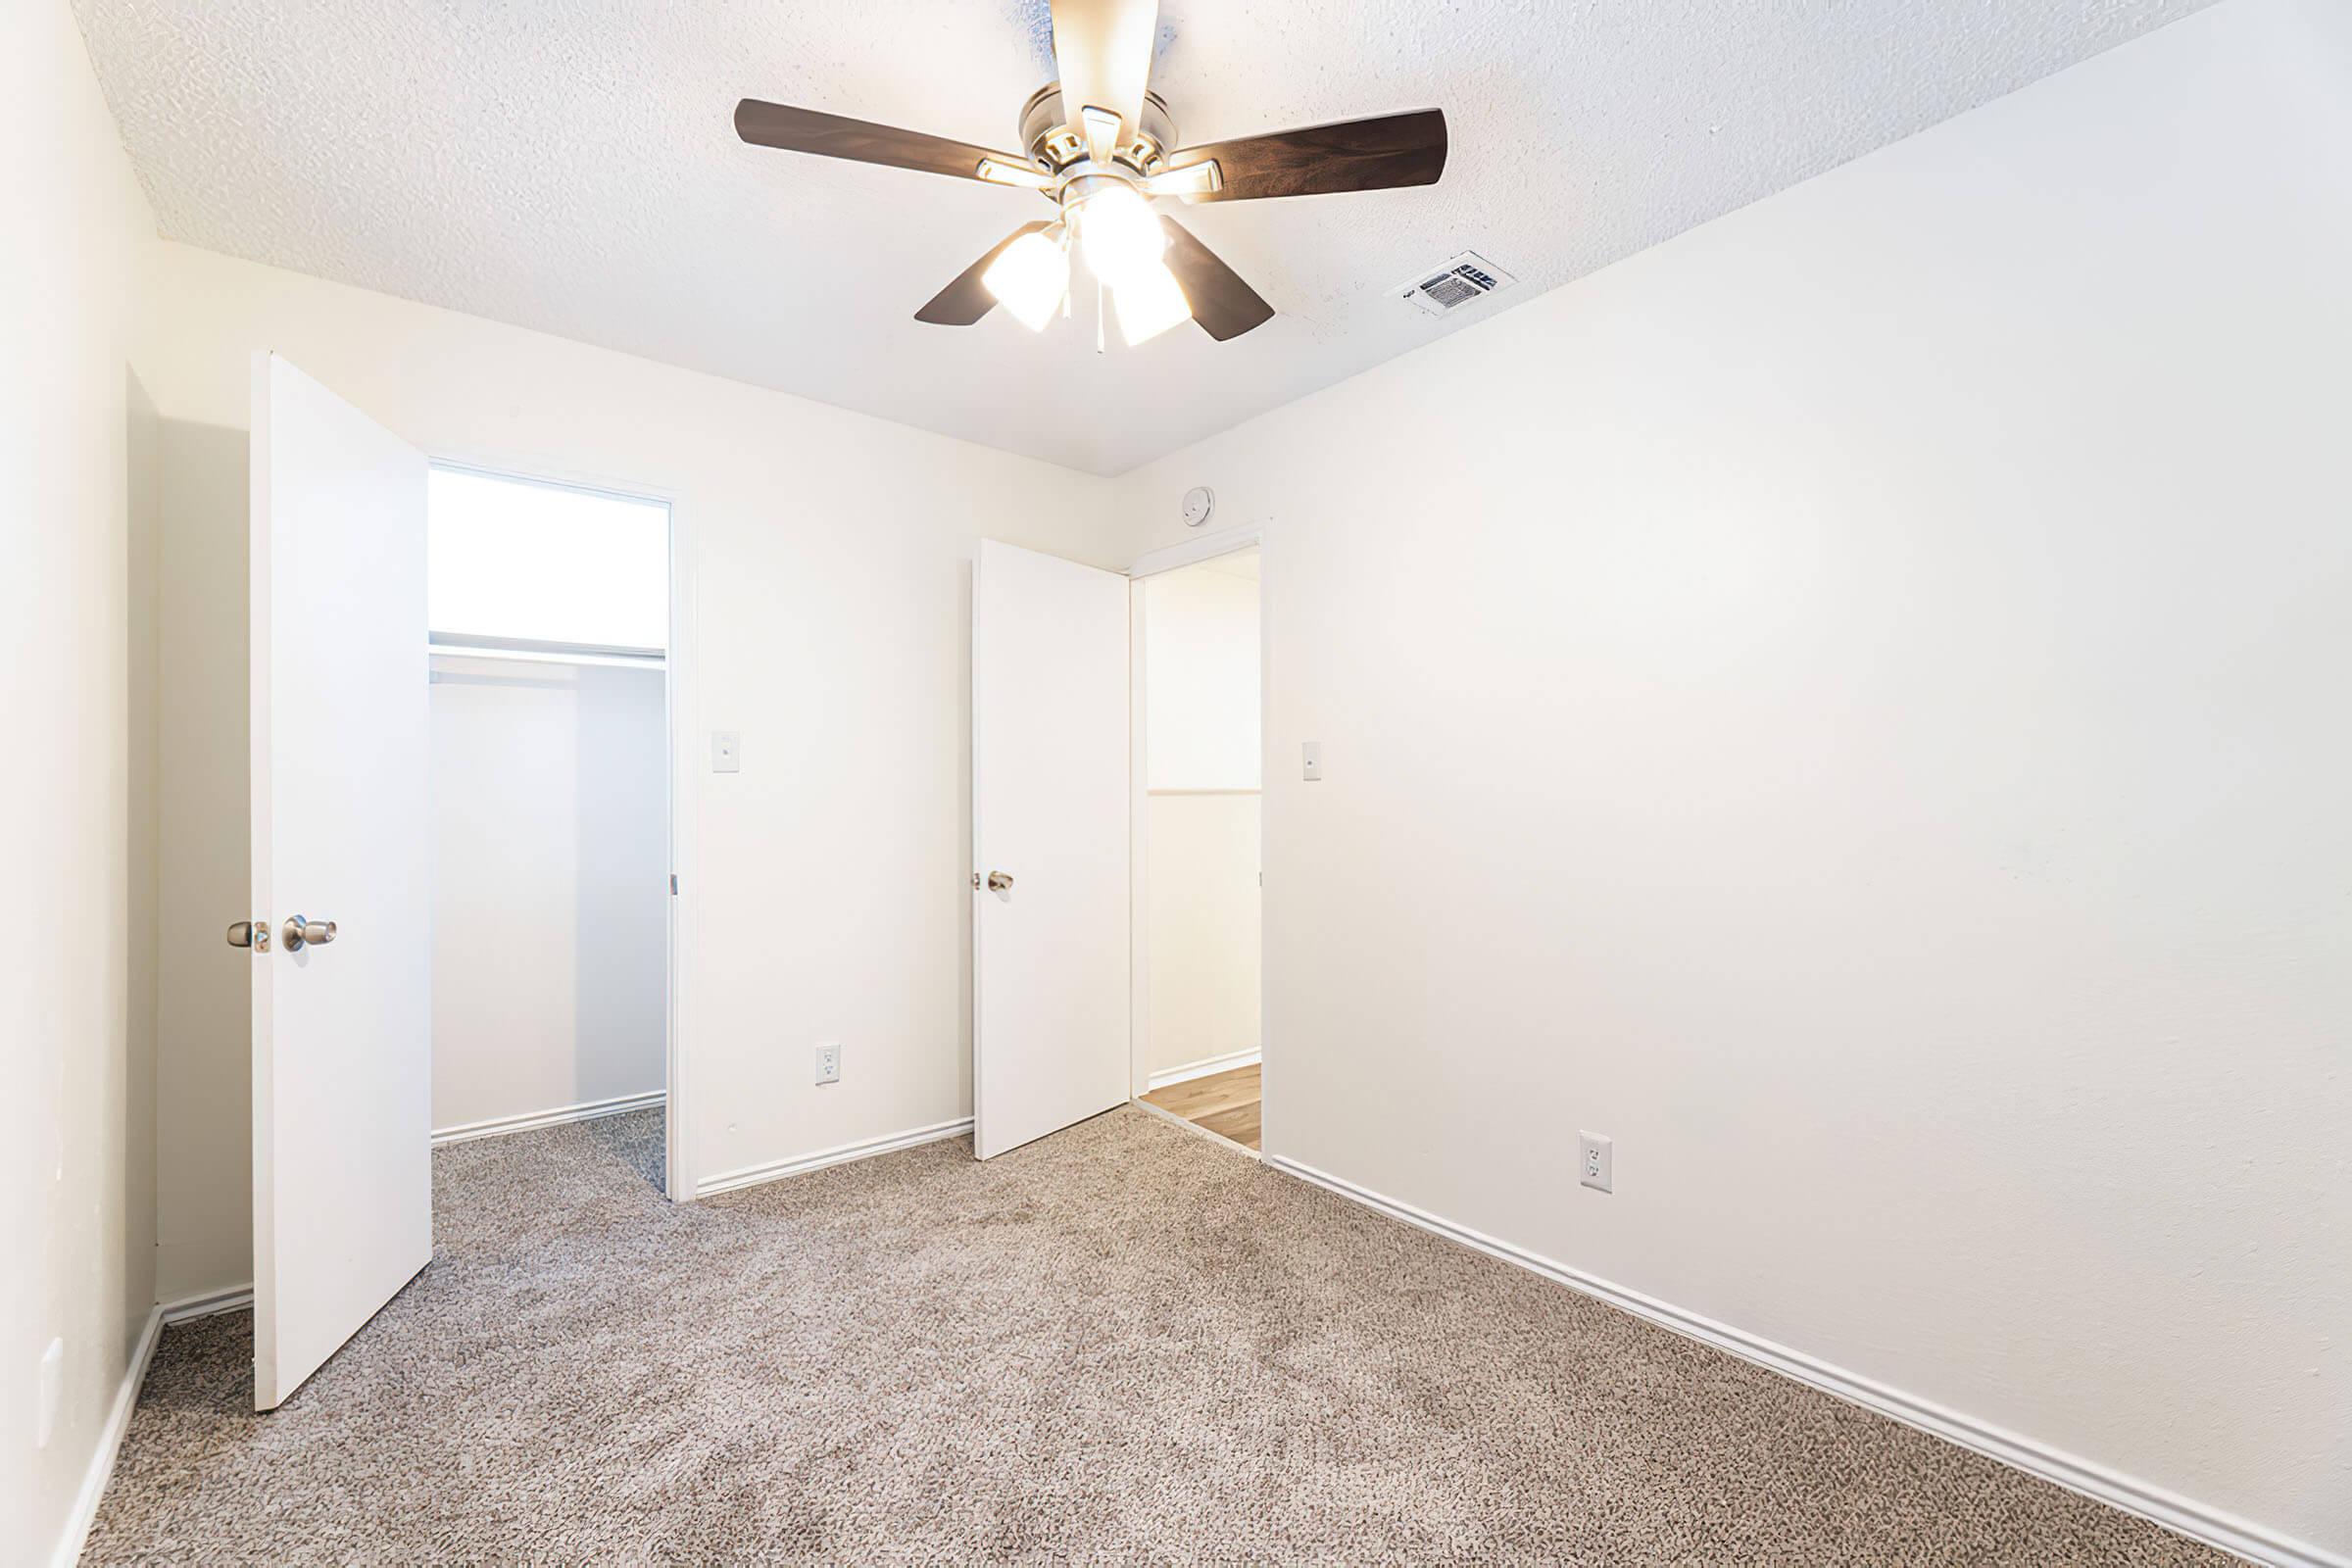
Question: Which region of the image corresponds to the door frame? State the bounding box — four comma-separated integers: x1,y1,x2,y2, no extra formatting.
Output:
1125,522,1266,1146
422,450,698,1203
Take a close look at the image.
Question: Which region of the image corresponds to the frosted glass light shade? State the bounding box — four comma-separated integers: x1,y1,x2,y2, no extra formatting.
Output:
983,229,1070,331
1113,259,1193,346
1077,185,1166,286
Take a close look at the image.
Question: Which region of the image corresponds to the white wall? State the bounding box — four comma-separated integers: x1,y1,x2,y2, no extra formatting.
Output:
1143,560,1261,1077
1144,560,1260,792
122,371,161,1336
1145,795,1261,1077
430,657,666,1132
1,3,159,1558
1115,0,2351,1556
154,418,252,1302
135,237,1135,1272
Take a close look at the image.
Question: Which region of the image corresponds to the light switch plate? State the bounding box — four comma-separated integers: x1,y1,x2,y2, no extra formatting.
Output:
1579,1132,1613,1194
1301,741,1322,782
711,731,740,773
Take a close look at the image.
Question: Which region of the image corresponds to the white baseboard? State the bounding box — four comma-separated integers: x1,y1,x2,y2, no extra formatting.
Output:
431,1089,665,1147
1266,1153,2341,1568
50,1304,164,1568
696,1116,973,1199
1145,1048,1261,1092
159,1284,255,1324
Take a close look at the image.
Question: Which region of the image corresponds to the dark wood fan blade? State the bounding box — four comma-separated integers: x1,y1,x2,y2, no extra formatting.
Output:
1160,218,1275,341
735,99,1021,183
1161,109,1446,202
915,222,1055,325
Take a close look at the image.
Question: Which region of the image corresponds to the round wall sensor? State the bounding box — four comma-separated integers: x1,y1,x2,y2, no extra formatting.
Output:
1180,486,1215,527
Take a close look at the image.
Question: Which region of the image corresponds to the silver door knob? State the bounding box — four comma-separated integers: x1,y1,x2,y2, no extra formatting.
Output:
282,914,336,952
986,871,1014,893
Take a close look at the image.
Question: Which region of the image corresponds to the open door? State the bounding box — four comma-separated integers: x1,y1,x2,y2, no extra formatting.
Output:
245,354,432,1409
971,539,1130,1158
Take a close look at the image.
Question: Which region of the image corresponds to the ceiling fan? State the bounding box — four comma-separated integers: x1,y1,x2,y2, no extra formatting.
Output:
733,0,1447,348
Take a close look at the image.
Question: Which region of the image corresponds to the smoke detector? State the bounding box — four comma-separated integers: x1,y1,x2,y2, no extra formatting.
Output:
1396,252,1515,317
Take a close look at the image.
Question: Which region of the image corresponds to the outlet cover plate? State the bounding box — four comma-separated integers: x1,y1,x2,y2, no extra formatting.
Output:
1579,1131,1613,1194
814,1042,841,1086
36,1338,63,1448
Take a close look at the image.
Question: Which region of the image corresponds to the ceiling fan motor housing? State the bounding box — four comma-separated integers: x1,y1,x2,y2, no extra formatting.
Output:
1020,85,1177,177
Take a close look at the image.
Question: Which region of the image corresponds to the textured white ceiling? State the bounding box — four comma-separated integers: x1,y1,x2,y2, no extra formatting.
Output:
74,0,2212,474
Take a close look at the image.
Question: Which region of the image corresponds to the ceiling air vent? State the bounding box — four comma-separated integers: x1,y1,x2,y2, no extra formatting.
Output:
1396,252,1516,318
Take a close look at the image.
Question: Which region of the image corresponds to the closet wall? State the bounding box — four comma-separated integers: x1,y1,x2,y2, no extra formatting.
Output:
430,656,668,1134
1144,556,1261,1081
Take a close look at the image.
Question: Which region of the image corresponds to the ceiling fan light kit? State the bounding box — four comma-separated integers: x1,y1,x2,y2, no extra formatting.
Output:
1073,182,1165,284
734,0,1447,349
981,224,1072,332
1111,256,1192,346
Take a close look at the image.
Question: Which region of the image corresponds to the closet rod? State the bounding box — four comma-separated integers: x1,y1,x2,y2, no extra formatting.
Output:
427,643,664,671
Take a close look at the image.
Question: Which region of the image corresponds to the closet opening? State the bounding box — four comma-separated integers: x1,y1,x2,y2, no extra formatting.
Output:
424,465,678,1191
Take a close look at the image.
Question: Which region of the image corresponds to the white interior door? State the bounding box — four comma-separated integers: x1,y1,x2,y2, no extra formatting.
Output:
972,539,1130,1158
248,354,432,1409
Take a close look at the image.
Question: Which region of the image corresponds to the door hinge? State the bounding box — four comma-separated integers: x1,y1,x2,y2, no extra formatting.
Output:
669,874,678,896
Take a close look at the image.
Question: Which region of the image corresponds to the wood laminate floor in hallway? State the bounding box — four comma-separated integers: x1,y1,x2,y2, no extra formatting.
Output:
1142,1062,1261,1151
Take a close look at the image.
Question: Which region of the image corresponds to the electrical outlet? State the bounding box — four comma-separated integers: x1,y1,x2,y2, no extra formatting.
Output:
711,731,741,773
1578,1131,1613,1194
814,1042,841,1086
36,1338,63,1449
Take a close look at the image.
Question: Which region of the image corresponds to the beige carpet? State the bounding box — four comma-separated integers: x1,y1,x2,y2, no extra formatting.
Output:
85,1107,2231,1564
